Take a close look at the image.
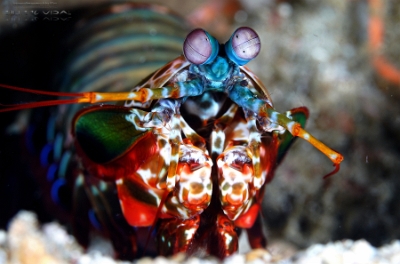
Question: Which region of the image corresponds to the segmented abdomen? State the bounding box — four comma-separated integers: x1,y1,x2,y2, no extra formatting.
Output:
34,4,189,258
60,4,188,131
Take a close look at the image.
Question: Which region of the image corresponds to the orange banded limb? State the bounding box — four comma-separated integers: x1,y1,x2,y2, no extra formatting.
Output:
290,123,343,178
0,84,184,112
268,107,344,178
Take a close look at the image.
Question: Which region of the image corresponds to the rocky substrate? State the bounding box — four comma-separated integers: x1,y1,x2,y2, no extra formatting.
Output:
1,211,400,264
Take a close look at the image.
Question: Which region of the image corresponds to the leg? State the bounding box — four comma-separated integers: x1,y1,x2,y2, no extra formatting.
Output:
157,215,200,256
210,213,238,258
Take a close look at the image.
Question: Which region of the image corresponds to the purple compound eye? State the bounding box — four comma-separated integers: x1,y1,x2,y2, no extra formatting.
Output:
231,27,260,60
183,29,219,65
225,27,260,65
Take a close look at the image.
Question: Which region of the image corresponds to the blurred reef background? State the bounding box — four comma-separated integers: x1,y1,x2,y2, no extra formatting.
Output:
0,0,400,262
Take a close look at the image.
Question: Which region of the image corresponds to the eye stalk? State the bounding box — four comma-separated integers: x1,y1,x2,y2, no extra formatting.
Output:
225,27,261,66
183,28,219,65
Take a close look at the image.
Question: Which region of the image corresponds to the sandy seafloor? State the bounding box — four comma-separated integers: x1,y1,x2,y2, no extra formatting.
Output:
1,0,400,263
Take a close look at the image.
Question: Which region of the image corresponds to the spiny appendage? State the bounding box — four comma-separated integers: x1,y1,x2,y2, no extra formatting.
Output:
265,107,344,177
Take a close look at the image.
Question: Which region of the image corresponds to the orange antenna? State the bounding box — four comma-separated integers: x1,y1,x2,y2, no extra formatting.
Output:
0,83,135,112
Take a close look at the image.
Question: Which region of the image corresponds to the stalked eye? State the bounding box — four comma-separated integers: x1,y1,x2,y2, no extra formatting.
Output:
225,27,261,66
183,28,219,65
